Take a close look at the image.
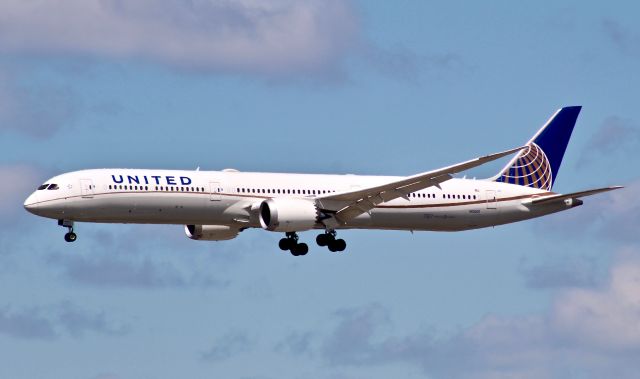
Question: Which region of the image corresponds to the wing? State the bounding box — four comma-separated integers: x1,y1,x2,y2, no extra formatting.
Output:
316,146,526,227
527,186,623,205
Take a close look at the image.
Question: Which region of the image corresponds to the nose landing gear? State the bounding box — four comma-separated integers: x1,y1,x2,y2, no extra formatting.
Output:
58,219,77,243
279,232,308,256
316,230,346,252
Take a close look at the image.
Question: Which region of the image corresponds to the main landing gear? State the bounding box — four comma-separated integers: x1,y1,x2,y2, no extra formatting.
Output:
316,230,346,252
58,219,77,243
279,231,347,255
279,232,309,256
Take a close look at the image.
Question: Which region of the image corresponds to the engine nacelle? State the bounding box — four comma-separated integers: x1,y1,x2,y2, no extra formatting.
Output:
184,224,240,241
259,198,318,232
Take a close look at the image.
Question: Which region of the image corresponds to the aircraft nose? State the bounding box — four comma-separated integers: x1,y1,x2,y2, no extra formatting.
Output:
24,192,39,214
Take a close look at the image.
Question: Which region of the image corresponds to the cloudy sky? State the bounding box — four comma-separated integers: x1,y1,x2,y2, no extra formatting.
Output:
1,1,639,378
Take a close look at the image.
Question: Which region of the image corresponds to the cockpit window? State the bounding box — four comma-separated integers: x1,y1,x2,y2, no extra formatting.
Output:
37,184,49,190
47,184,59,190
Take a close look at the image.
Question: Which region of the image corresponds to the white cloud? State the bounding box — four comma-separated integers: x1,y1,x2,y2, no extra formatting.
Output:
602,19,640,56
578,116,640,168
535,179,639,244
47,252,230,289
0,301,128,340
0,0,359,77
0,164,44,221
315,248,640,378
551,247,640,351
518,255,600,289
0,72,78,137
200,330,252,361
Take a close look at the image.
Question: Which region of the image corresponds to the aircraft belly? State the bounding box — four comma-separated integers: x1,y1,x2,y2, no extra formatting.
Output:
66,193,230,225
361,205,488,231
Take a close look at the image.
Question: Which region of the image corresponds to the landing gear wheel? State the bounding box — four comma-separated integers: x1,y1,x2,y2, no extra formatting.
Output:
316,234,329,246
290,243,309,256
59,220,76,243
280,232,308,256
64,232,77,242
279,238,291,251
317,230,336,247
328,238,346,252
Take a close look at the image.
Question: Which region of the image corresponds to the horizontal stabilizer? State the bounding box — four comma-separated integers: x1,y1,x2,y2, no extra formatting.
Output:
530,186,623,205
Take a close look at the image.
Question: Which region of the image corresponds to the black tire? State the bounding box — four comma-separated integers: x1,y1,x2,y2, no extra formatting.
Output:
64,232,77,242
291,243,309,256
316,234,328,246
279,238,291,251
335,239,346,251
328,241,338,252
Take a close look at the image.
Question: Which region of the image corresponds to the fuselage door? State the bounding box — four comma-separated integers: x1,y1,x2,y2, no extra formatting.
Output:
485,190,497,209
80,179,94,198
209,181,221,201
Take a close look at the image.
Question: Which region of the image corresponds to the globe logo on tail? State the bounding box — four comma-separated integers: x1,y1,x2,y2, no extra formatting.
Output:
498,143,553,190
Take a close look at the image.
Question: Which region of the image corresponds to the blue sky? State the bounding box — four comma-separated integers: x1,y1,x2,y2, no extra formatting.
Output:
1,1,639,378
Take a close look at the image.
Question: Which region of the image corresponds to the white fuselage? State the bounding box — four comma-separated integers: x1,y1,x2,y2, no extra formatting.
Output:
24,168,573,233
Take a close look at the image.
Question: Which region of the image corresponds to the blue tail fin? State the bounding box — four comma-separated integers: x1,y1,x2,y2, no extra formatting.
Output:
493,106,581,190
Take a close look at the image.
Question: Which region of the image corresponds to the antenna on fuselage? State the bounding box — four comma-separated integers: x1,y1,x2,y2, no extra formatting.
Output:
196,166,200,171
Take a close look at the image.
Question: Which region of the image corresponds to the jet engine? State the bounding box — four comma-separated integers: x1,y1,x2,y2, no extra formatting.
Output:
184,224,240,241
259,198,319,232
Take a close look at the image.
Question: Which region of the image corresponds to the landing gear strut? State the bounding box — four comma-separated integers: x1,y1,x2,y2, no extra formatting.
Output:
58,219,77,243
316,230,346,252
279,232,308,256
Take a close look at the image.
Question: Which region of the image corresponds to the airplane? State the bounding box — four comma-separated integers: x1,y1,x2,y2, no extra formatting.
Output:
24,106,621,255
